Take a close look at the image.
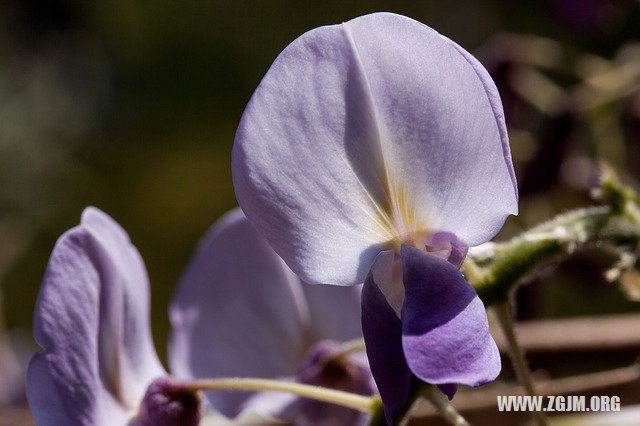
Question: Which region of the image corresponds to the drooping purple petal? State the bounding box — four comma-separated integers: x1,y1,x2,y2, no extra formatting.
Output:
400,244,501,389
27,207,165,425
361,254,411,425
233,12,517,288
169,208,312,417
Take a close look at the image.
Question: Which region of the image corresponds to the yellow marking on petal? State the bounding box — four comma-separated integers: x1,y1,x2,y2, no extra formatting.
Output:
378,167,431,251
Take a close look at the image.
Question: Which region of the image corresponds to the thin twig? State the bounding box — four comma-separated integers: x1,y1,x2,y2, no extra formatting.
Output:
184,378,375,414
495,302,548,426
421,385,471,426
411,363,640,424
332,338,366,360
493,313,640,352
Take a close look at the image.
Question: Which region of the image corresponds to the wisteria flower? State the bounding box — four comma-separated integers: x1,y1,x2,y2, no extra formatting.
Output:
27,207,374,425
26,207,199,426
171,208,375,425
232,11,518,423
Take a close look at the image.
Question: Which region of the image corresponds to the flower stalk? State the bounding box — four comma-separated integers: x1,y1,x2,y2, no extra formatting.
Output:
332,338,367,360
184,377,375,414
494,302,547,426
465,165,640,307
421,385,471,426
465,204,640,306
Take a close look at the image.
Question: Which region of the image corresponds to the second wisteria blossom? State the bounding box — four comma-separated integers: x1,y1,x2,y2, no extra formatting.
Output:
27,207,373,425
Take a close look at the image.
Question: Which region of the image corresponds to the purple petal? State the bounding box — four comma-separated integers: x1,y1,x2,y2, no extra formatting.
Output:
425,231,468,269
400,244,501,389
437,383,459,400
26,354,92,425
361,255,411,424
169,208,312,416
27,207,165,425
233,12,517,289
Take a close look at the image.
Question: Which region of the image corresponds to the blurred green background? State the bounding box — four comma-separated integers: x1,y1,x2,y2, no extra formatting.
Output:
2,0,640,411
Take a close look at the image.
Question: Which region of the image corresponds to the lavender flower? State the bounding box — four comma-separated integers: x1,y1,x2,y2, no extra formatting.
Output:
170,208,375,425
232,12,518,423
27,207,373,425
26,207,199,425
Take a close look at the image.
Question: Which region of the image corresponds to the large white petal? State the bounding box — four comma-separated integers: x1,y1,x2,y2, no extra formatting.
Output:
232,16,397,286
233,13,517,286
344,13,517,246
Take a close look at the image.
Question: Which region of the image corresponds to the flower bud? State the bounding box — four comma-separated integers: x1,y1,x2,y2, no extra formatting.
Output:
296,341,375,425
137,377,201,426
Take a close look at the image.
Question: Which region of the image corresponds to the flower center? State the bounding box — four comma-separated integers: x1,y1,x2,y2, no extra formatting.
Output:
374,232,469,319
424,231,468,268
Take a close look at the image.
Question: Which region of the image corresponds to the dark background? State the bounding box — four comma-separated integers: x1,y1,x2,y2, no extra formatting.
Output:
1,0,640,420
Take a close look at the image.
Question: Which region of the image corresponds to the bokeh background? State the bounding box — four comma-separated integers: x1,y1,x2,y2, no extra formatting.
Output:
1,1,640,424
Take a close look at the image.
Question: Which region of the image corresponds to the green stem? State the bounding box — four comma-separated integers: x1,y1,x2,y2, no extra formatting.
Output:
495,302,547,426
421,385,471,426
185,377,375,414
333,338,366,360
466,205,640,305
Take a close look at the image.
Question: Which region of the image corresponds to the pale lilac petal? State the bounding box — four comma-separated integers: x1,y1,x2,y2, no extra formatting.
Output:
27,207,164,425
169,209,312,416
26,354,91,425
344,13,518,246
80,207,166,402
232,15,397,286
361,257,411,424
400,244,501,388
302,283,363,342
233,13,517,289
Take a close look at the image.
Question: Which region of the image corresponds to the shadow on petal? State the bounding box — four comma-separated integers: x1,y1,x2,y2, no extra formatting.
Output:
361,262,411,425
400,244,501,389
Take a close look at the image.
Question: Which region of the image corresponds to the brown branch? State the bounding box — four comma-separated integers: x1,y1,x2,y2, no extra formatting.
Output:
410,364,640,425
491,313,640,353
